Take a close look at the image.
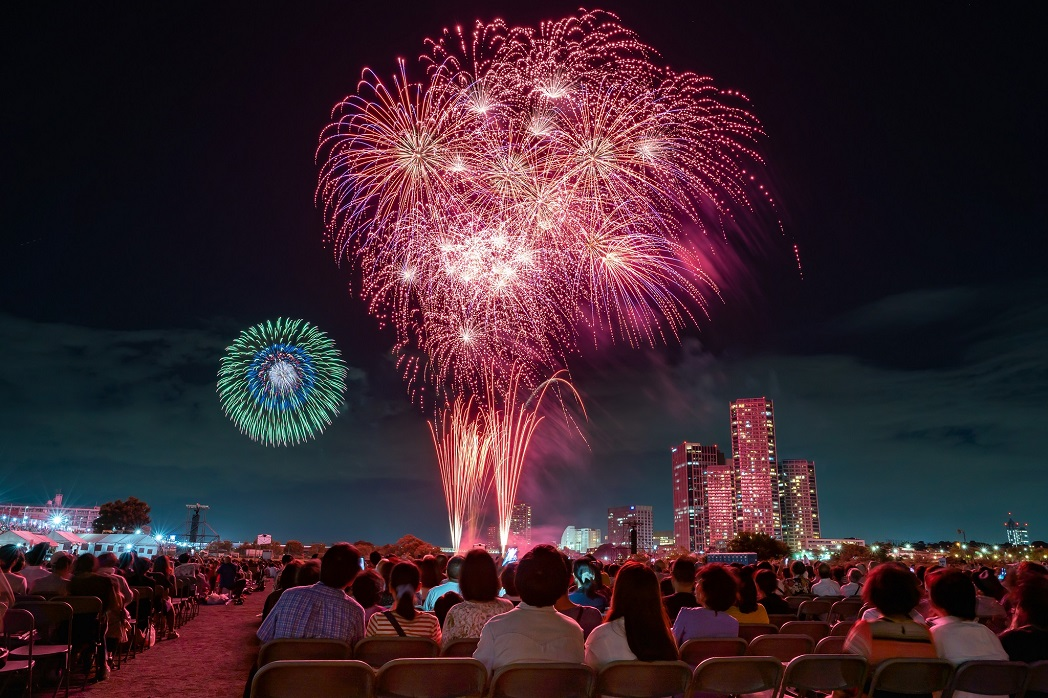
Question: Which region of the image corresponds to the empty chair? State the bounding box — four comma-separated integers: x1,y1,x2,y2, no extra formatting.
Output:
942,660,1028,698
375,658,487,698
594,660,692,698
776,653,868,698
830,599,864,622
738,623,778,643
867,658,954,696
831,621,856,637
258,639,353,666
488,662,595,698
679,638,748,668
798,599,834,620
748,634,815,664
249,659,374,698
689,656,784,698
779,621,831,643
1022,660,1048,698
768,614,797,629
1,608,35,696
815,635,848,654
353,636,440,668
440,638,480,657
10,600,73,698
785,596,812,613
63,596,104,687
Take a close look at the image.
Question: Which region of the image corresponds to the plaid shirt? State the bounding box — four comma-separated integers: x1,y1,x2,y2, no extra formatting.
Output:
257,582,365,645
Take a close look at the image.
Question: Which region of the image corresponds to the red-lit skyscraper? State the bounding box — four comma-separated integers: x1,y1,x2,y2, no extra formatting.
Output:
672,442,735,552
730,397,780,537
779,459,820,550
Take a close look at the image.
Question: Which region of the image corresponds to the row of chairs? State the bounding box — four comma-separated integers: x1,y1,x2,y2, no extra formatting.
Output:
248,655,1048,698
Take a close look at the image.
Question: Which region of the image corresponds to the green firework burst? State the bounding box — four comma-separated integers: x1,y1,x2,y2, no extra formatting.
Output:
217,318,348,446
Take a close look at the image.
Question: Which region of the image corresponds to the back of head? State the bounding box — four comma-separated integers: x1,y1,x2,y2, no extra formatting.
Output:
460,548,500,602
0,544,21,571
790,560,806,578
154,555,172,576
351,569,383,608
178,553,190,565
418,557,441,588
927,568,977,620
1013,573,1048,627
863,563,921,617
279,560,303,589
974,568,1006,601
281,554,293,565
98,552,119,569
672,557,697,586
755,568,779,597
501,563,518,597
50,552,73,574
446,555,465,582
369,551,381,567
25,542,50,566
848,568,862,584
133,556,152,576
735,566,759,613
390,561,420,620
75,553,98,575
118,551,136,570
609,562,678,661
696,563,737,613
818,563,832,580
297,559,321,586
573,558,599,596
320,543,361,589
516,544,569,607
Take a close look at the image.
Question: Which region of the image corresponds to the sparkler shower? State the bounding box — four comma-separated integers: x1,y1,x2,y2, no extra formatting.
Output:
218,318,348,447
318,9,772,550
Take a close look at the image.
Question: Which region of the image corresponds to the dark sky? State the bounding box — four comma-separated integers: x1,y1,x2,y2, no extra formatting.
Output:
3,2,1045,547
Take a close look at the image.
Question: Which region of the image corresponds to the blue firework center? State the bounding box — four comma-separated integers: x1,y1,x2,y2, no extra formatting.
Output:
247,343,317,411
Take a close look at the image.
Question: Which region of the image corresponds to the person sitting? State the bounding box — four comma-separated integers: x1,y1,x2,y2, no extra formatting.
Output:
474,544,585,674
418,556,442,606
261,560,302,621
257,543,365,645
97,552,133,607
422,555,462,612
782,560,811,596
499,563,520,604
999,573,1048,662
0,544,28,595
19,543,52,590
673,563,740,644
845,564,936,669
443,549,514,647
585,562,678,670
756,568,792,614
30,550,74,597
569,558,608,612
366,561,441,642
840,568,863,597
350,569,386,626
726,566,770,624
68,553,122,681
811,563,841,596
554,552,603,639
663,557,699,623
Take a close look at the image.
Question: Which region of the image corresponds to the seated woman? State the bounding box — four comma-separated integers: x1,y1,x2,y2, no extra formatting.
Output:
442,549,513,647
844,563,936,667
673,563,740,644
262,561,302,621
925,568,1007,680
755,568,792,615
0,544,28,596
556,553,605,639
569,558,608,613
365,561,441,643
782,560,811,596
585,562,678,670
727,566,770,624
352,569,387,626
999,573,1048,662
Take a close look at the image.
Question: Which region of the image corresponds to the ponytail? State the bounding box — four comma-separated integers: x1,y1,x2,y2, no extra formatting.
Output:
389,561,421,621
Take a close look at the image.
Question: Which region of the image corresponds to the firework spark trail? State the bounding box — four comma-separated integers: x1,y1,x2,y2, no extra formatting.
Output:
429,397,491,551
318,8,772,549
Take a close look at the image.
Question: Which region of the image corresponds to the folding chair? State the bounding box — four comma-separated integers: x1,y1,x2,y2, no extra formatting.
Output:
353,636,440,668
815,635,847,654
867,658,954,696
747,634,815,664
941,660,1028,698
797,599,833,621
12,596,45,605
248,659,374,698
258,638,353,666
441,638,480,657
688,656,784,698
10,600,72,698
63,596,104,687
594,660,692,698
488,662,595,698
130,586,154,651
776,653,868,698
375,657,487,698
1,609,34,698
1021,660,1048,698
679,637,748,668
768,613,797,629
779,621,831,643
830,620,855,637
829,599,863,622
785,596,813,613
121,588,138,663
738,623,778,643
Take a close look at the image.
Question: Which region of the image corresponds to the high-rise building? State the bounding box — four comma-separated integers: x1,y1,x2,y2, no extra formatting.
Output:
730,397,780,537
779,459,820,550
560,526,602,553
510,503,532,546
672,442,735,553
608,505,653,552
1005,515,1030,546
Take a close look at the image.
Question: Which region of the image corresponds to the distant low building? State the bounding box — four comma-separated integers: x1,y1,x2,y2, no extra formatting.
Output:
0,492,100,534
79,532,163,557
799,537,866,557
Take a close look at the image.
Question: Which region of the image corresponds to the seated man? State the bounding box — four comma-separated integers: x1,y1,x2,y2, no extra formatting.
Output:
474,544,585,674
811,563,841,596
257,543,365,645
662,556,699,623
30,551,74,597
422,555,463,611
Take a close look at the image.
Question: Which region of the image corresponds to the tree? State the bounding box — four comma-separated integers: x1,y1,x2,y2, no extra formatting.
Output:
832,543,870,562
92,497,151,533
726,532,790,561
283,540,305,558
377,535,441,559
306,542,327,558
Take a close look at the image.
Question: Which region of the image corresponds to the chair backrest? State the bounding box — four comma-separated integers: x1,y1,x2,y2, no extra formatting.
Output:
830,621,855,637
778,654,868,697
375,658,487,698
13,595,45,604
258,639,353,666
249,659,374,698
690,656,784,697
595,660,692,698
679,637,748,668
2,608,34,651
830,600,863,622
942,660,1028,698
440,638,480,657
1024,660,1048,697
867,658,954,695
738,623,778,643
815,635,847,654
353,636,440,668
131,585,154,600
779,621,831,643
15,600,73,645
63,596,104,617
489,662,595,698
747,634,815,663
785,596,812,611
768,613,797,629
798,599,833,619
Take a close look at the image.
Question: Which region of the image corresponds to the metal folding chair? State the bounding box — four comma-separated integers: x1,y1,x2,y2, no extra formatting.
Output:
941,660,1028,698
594,660,692,698
488,662,595,698
679,637,748,668
248,659,374,698
376,657,487,698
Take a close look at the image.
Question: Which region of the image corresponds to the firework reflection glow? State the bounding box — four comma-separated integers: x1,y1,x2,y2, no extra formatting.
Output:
318,9,771,551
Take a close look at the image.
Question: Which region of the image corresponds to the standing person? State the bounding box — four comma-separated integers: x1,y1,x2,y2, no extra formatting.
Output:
673,564,740,644
663,557,700,623
585,562,678,670
442,549,514,647
216,556,239,595
366,561,441,642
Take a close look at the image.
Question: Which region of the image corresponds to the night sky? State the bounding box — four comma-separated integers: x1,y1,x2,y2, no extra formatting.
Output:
3,3,1045,547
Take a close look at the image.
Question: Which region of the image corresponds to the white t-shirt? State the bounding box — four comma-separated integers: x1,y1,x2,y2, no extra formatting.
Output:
585,617,636,670
474,603,585,674
930,616,1009,698
811,578,841,596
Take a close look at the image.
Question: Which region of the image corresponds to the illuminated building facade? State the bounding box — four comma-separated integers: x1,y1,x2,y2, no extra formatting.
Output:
730,397,780,537
0,492,100,534
672,442,735,552
608,505,653,552
510,503,532,546
1005,515,1030,546
560,526,602,553
779,459,821,551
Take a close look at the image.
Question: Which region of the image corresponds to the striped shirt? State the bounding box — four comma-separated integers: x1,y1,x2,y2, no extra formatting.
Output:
366,610,441,643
